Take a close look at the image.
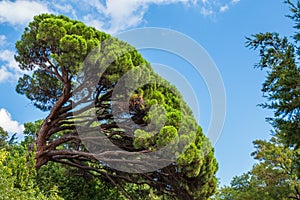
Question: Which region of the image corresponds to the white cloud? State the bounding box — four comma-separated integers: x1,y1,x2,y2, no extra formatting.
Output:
0,0,241,85
81,0,196,33
201,7,214,16
0,35,6,46
200,0,240,15
51,3,77,18
0,0,241,33
81,0,240,33
231,0,240,4
0,50,23,82
0,67,11,82
0,0,50,26
0,108,24,134
0,0,198,33
220,5,229,12
83,14,106,31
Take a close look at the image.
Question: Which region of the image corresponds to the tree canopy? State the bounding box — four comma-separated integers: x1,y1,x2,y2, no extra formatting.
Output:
15,14,218,199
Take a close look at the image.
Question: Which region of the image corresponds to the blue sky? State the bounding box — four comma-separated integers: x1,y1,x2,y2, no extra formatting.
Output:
0,0,295,186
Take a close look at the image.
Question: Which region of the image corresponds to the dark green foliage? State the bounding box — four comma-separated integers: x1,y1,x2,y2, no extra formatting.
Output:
246,0,300,147
21,119,43,147
16,72,64,111
37,162,123,200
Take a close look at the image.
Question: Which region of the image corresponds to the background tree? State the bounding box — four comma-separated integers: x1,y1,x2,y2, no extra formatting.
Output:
0,135,62,199
0,127,8,149
246,0,300,147
213,136,300,200
214,1,300,199
15,14,218,199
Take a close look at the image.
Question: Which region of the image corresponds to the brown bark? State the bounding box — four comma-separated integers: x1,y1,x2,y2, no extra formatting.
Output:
35,71,71,169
